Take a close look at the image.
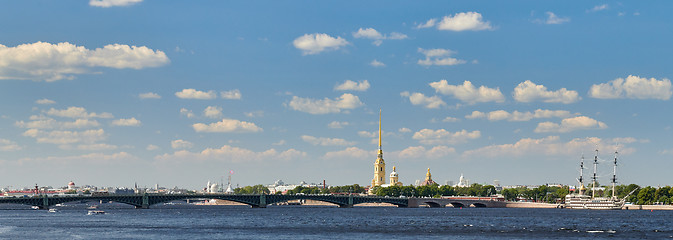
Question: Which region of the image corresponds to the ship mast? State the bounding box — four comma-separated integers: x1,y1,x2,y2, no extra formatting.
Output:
578,154,585,194
612,149,618,199
592,148,598,198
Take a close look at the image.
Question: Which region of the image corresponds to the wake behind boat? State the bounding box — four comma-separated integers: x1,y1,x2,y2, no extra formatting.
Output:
564,148,632,210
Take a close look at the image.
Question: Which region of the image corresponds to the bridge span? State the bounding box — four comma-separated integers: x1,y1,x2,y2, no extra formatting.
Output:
0,194,408,209
0,194,505,209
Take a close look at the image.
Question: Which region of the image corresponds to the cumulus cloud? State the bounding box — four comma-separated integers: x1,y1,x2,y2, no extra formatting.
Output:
399,128,412,133
352,27,407,46
301,135,355,146
323,147,371,160
412,129,481,145
16,117,100,129
400,91,446,109
157,145,307,163
45,107,113,119
443,117,460,122
430,80,505,104
588,4,608,12
589,75,672,100
534,116,608,133
370,59,386,67
0,42,168,81
35,98,56,105
146,144,159,151
463,136,633,159
19,152,139,164
397,145,456,160
171,139,193,149
288,93,363,114
203,106,223,119
0,139,21,151
513,80,580,104
417,48,466,66
89,0,142,7
111,117,141,126
328,121,349,129
221,89,242,100
465,109,573,122
192,118,263,133
22,128,106,145
180,108,195,118
335,80,370,91
139,92,161,99
537,12,570,24
293,33,349,55
75,143,118,151
175,89,217,100
244,111,264,118
418,12,493,31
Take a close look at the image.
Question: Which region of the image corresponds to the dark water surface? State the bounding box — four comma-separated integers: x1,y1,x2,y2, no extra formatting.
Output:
1,204,672,239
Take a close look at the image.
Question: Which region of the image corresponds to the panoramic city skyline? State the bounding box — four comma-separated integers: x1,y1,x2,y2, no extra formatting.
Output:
1,1,672,189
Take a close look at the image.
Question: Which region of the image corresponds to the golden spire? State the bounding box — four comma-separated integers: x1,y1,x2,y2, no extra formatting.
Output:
378,109,382,150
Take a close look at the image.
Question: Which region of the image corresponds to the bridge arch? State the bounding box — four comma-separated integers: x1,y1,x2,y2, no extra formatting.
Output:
471,203,487,208
448,202,466,208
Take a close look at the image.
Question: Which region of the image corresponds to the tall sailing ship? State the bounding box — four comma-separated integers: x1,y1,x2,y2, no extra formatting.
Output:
564,148,624,210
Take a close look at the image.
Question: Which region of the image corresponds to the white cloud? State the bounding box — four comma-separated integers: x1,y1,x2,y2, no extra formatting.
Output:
323,147,371,160
415,18,438,29
76,143,118,151
513,80,580,104
442,117,460,122
412,129,481,145
221,89,242,100
463,136,633,159
175,89,217,100
146,144,159,151
16,117,100,129
397,145,456,159
417,48,466,66
19,152,139,164
139,92,161,99
328,121,349,129
370,59,386,67
430,80,505,104
400,91,446,109
335,80,370,91
157,145,307,163
0,42,167,81
465,111,487,119
111,117,141,127
466,109,573,122
433,12,493,31
89,0,142,7
301,135,355,146
358,131,376,138
588,4,608,12
180,108,195,118
192,119,263,133
272,140,286,146
589,75,672,100
171,139,193,149
535,116,608,133
35,98,55,105
398,128,412,133
352,27,407,46
292,33,349,55
22,128,106,145
288,93,363,114
45,106,113,119
540,12,570,24
0,139,21,151
203,106,223,119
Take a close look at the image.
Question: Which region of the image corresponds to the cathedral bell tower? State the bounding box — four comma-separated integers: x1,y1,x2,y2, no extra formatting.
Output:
371,109,386,187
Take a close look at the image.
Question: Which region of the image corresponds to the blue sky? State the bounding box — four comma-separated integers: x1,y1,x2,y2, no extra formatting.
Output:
1,0,672,190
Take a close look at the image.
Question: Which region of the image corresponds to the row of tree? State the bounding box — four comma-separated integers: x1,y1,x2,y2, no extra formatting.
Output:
233,183,673,205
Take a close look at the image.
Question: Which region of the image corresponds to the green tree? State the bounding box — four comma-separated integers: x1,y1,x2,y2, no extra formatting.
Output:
637,187,656,205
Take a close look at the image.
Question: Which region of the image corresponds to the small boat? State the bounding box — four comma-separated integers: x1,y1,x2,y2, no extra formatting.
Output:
87,205,98,210
87,210,105,215
48,208,58,213
31,206,40,210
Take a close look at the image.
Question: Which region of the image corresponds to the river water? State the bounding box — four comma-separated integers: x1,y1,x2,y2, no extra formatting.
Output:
1,203,672,239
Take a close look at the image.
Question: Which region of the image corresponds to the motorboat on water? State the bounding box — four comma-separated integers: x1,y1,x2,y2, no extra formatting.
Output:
87,210,105,215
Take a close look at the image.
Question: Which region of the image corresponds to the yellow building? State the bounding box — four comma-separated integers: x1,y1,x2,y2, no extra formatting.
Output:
389,166,402,186
419,168,437,186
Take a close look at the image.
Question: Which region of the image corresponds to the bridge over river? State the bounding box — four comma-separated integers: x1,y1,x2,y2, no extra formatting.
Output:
0,194,504,209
